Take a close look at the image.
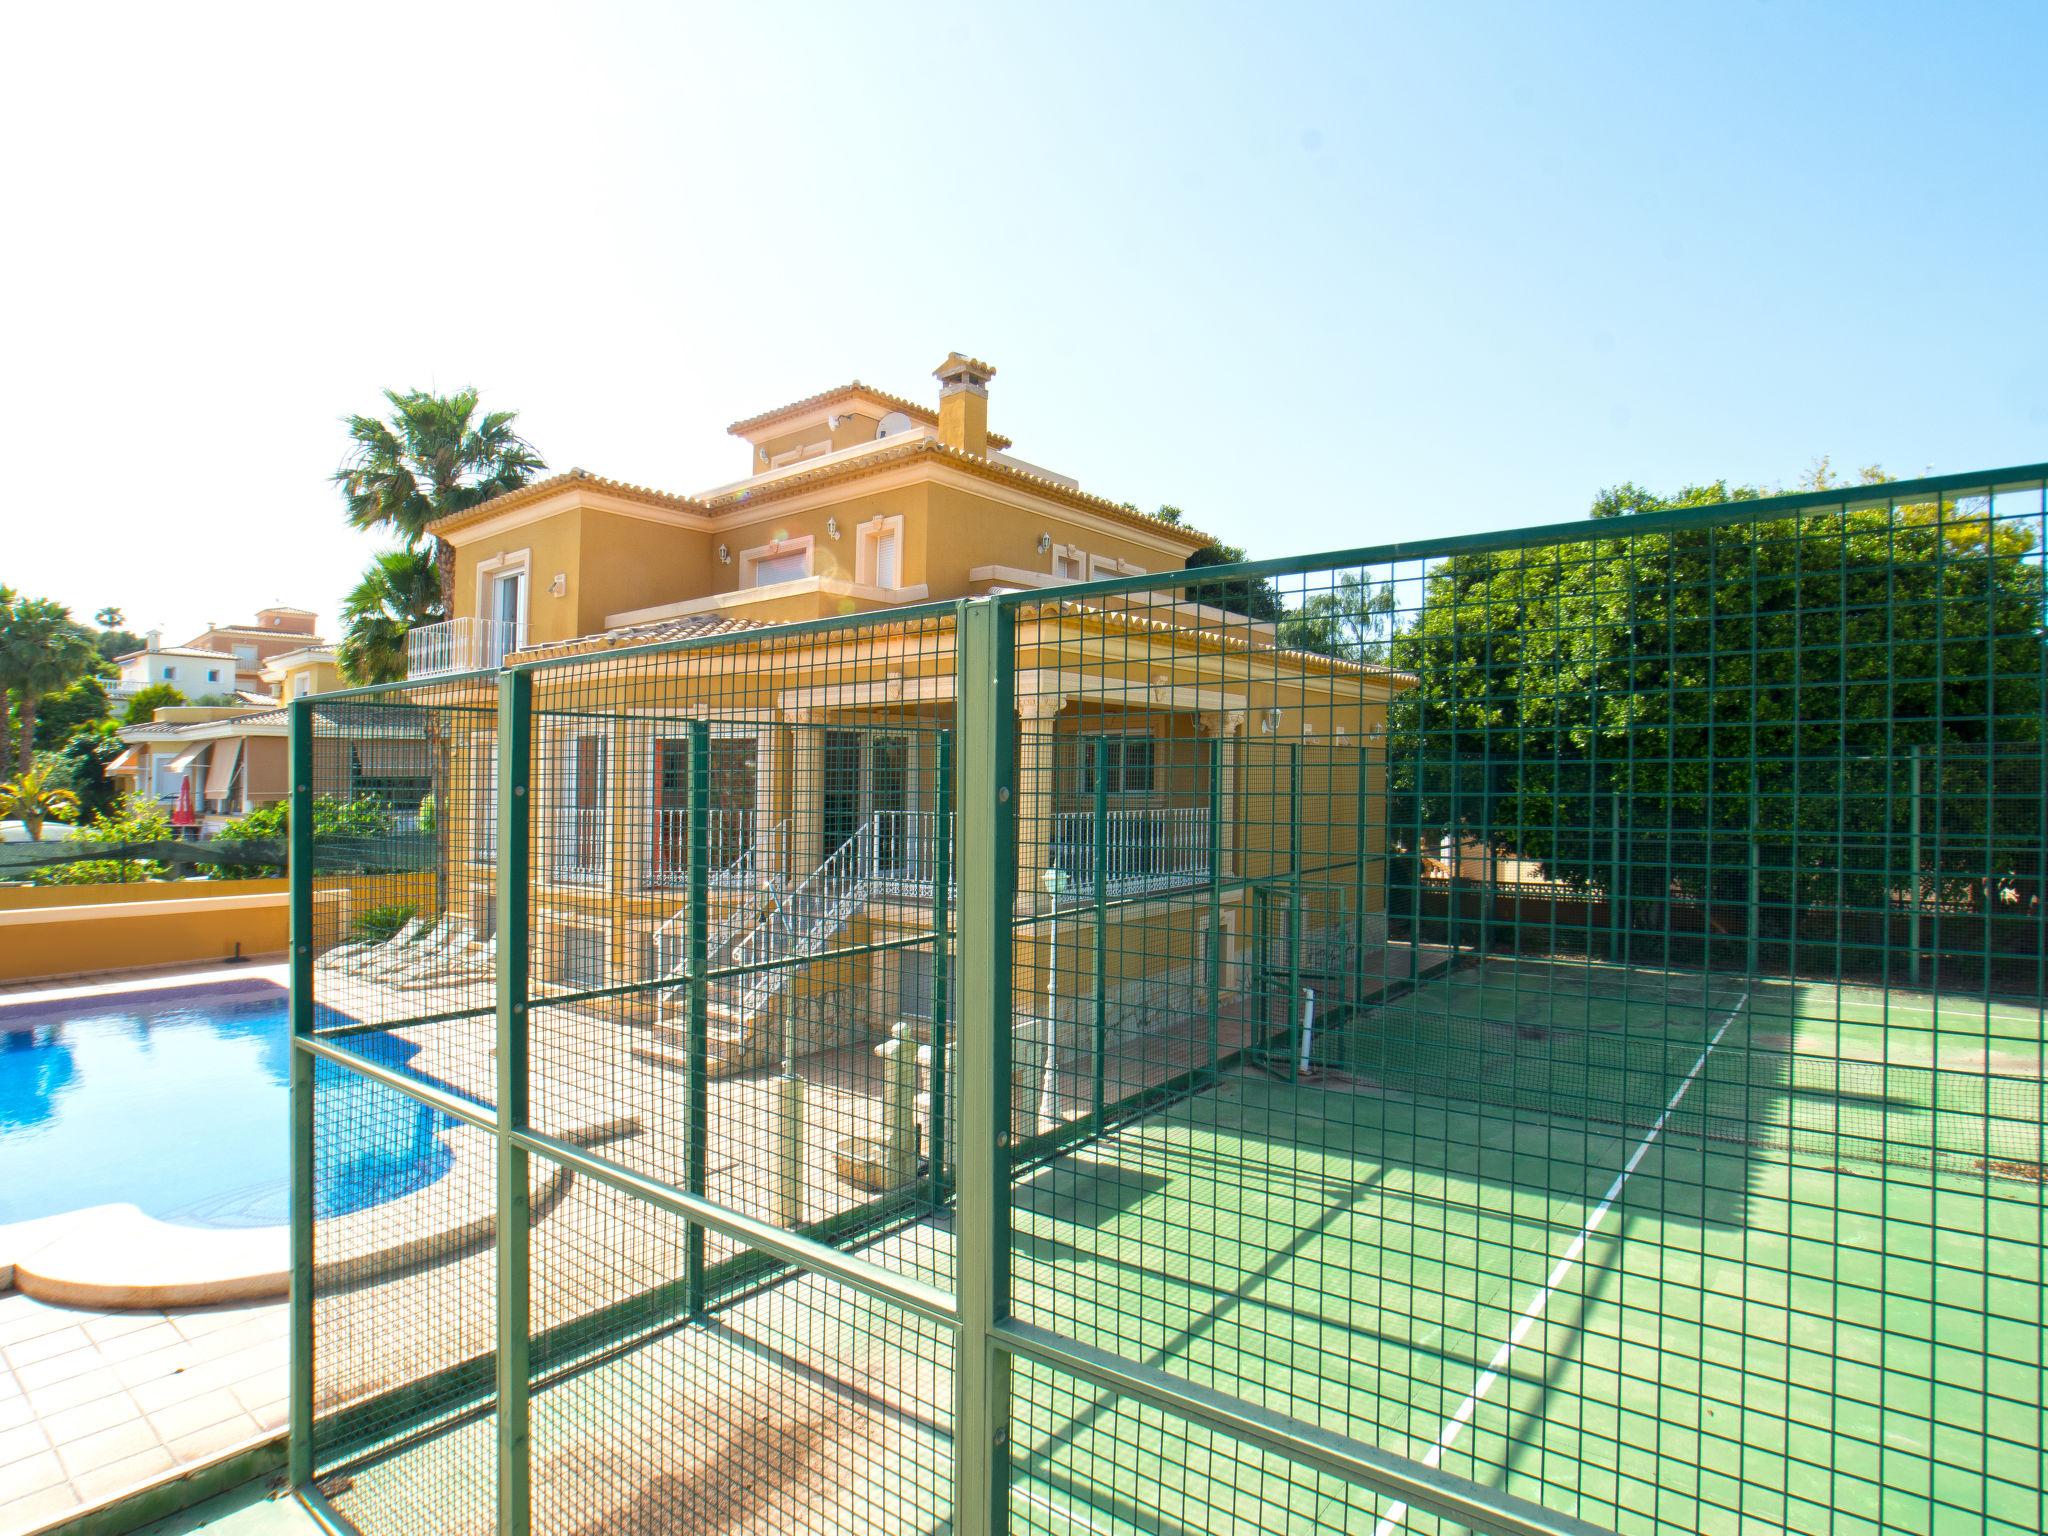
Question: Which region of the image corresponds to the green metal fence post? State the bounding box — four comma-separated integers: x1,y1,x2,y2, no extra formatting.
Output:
1286,742,1303,1080
494,668,533,1536
685,721,711,1311
1353,743,1369,1005
1609,792,1623,964
287,699,316,1489
1090,739,1108,1135
929,729,954,1210
1910,743,1924,988
1747,785,1760,977
954,598,1016,1536
1207,735,1224,1076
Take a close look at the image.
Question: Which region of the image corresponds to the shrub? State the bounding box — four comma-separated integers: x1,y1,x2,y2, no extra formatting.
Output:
351,902,417,944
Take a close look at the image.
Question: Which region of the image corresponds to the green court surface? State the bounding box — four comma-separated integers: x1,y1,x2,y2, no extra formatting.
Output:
326,958,2046,1536
1005,958,2048,1536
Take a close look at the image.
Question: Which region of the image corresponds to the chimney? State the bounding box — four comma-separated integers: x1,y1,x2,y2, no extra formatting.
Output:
933,352,995,457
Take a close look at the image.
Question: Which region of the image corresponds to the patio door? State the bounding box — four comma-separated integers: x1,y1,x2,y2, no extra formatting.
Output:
652,732,759,881
871,734,909,875
822,730,863,854
487,570,525,667
652,738,689,883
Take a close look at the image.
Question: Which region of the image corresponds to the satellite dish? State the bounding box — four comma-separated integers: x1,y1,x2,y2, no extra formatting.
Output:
875,411,915,440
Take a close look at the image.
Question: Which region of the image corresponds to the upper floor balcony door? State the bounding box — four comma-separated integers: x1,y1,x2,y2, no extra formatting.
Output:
486,569,526,669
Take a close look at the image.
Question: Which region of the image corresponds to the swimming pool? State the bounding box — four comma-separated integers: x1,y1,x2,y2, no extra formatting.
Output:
0,980,461,1229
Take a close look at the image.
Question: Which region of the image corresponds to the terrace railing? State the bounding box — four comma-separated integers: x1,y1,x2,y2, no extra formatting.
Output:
647,809,781,889
406,616,524,678
1053,805,1211,894
549,804,606,884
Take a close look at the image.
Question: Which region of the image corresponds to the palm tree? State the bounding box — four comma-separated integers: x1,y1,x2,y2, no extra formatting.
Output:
334,388,546,608
0,596,101,774
340,547,445,685
0,762,81,840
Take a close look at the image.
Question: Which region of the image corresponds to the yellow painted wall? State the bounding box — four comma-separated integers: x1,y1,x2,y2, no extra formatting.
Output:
0,878,286,911
0,894,287,982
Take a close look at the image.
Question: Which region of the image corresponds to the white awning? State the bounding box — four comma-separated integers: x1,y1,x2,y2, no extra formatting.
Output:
204,740,244,799
168,743,211,776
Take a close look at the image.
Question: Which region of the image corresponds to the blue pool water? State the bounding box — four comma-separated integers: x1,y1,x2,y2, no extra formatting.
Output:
0,981,461,1229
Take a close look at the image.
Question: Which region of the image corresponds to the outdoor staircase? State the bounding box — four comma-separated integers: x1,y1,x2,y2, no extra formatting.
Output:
652,816,884,1074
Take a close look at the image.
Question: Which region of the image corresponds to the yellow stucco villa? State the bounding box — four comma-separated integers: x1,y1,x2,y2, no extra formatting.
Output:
398,354,1408,1074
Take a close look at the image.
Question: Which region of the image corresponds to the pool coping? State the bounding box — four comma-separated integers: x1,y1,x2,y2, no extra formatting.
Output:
0,967,639,1310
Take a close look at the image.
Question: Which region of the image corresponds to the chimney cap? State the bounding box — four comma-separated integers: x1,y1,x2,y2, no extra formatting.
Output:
933,352,996,395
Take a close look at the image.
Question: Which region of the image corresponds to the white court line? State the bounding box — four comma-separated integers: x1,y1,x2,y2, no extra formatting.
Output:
1370,991,1750,1536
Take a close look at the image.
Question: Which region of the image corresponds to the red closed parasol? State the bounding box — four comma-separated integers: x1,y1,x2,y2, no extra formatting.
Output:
171,776,196,827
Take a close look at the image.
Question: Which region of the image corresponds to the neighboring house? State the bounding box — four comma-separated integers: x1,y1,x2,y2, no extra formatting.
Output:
112,607,326,700
389,353,1411,1071
262,645,343,701
110,647,423,837
111,641,239,701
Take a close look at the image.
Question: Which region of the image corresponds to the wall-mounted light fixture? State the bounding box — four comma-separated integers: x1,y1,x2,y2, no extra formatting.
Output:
718,544,732,565
1262,707,1284,735
1037,532,1052,554
548,573,567,598
826,517,841,540
757,447,769,464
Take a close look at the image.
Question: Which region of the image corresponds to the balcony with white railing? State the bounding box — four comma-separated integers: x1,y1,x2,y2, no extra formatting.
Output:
647,812,786,891
1052,805,1212,895
869,810,956,896
551,805,608,885
407,617,526,679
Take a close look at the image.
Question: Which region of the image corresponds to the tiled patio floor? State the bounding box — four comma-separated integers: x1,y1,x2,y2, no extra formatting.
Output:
0,1291,285,1536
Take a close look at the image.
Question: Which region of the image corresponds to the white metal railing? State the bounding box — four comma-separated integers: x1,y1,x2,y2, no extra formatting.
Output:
648,810,784,890
1054,806,1212,895
406,617,526,678
552,805,607,884
869,809,956,892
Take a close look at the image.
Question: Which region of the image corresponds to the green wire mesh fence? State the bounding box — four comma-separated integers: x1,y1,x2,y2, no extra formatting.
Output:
290,465,2047,1536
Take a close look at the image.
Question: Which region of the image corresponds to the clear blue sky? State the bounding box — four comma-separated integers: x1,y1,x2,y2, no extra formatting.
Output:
4,1,2043,639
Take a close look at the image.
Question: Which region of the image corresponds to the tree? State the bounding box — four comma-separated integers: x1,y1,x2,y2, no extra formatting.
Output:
339,546,445,685
334,388,545,608
1184,541,1285,623
46,720,126,822
0,762,81,840
1385,470,2047,920
122,682,186,725
90,607,144,667
33,675,111,750
1277,572,1400,662
0,596,101,773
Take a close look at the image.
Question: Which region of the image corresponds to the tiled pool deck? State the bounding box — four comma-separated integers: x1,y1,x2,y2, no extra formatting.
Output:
0,963,290,1536
0,1291,285,1534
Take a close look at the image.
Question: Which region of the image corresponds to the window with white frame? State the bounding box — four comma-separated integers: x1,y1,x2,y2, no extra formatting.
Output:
857,516,903,588
1052,544,1085,582
557,732,608,879
164,665,177,680
744,539,812,587
206,669,221,683
234,645,258,667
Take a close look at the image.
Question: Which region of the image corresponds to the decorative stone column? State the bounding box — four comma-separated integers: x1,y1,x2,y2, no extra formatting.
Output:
1014,687,1064,900
787,709,821,879
1199,708,1247,992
